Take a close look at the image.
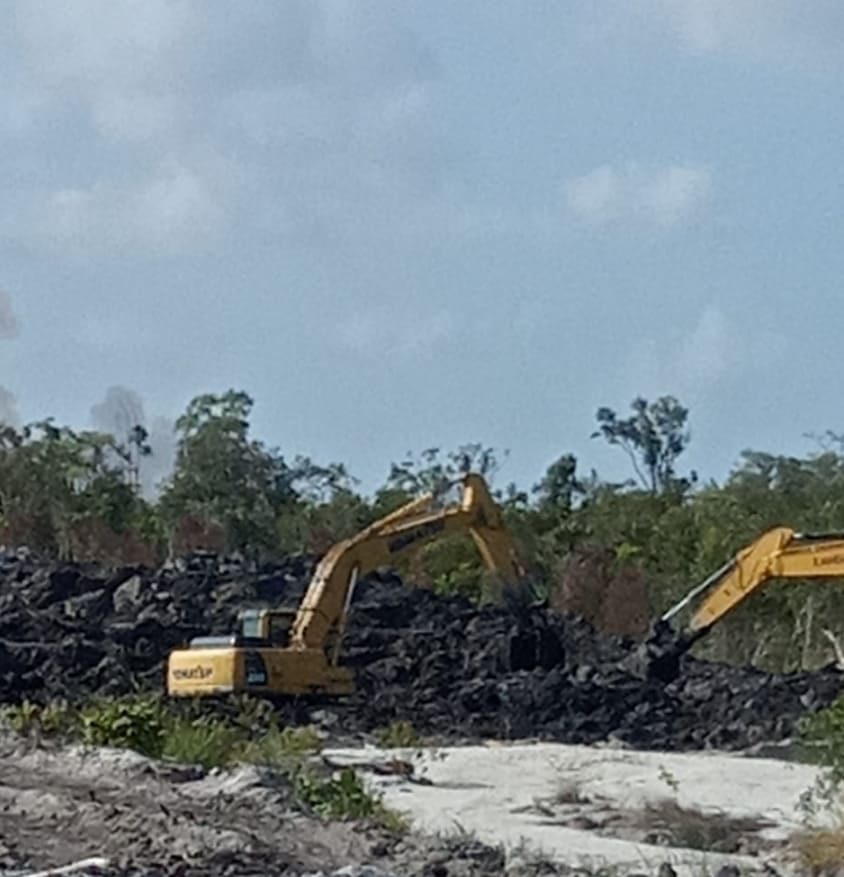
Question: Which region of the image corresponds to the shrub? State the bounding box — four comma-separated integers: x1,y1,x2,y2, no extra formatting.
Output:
294,766,406,830
79,695,165,757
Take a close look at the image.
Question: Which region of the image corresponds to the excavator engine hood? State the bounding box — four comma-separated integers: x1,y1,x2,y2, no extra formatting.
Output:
167,643,355,697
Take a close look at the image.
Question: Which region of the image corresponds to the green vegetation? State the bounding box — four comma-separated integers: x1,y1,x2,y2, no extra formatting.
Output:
5,388,844,671
0,695,403,828
800,696,844,784
376,720,421,749
294,766,407,831
797,697,844,822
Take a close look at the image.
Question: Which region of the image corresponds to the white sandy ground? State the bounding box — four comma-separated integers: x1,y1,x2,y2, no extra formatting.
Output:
324,742,838,876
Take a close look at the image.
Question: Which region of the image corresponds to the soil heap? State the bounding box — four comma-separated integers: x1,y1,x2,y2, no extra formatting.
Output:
0,550,841,751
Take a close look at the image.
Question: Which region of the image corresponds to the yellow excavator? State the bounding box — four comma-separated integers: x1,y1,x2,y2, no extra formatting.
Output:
639,526,844,681
167,473,525,698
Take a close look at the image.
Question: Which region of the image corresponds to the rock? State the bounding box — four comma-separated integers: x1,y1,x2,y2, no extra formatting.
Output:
0,553,842,752
112,575,144,615
332,867,397,877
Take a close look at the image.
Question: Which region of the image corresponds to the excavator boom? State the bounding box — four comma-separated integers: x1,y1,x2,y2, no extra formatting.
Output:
635,526,844,682
292,472,522,650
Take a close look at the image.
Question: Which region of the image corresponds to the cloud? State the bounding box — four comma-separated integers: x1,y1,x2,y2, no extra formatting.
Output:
622,303,791,405
677,304,731,387
0,292,20,430
565,163,711,228
640,1,844,69
13,158,230,254
0,2,442,255
622,305,732,401
337,308,455,356
0,290,18,340
0,387,18,427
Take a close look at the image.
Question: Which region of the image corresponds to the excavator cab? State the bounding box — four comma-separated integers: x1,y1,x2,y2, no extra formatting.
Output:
238,608,297,645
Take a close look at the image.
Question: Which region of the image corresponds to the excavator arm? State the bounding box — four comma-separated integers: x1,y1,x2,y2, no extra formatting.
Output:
290,473,523,651
636,526,844,681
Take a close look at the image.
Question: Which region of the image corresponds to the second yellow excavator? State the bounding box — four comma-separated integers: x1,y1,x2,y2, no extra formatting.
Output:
166,473,525,698
638,526,844,680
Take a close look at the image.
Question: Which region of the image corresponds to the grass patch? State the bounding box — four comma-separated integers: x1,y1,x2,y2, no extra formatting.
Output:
294,765,407,831
238,724,322,770
2,698,77,737
160,713,245,769
375,720,420,749
795,825,844,872
555,778,590,805
640,800,773,855
0,695,403,831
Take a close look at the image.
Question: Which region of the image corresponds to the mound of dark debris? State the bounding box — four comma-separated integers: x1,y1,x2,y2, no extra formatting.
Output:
0,549,842,751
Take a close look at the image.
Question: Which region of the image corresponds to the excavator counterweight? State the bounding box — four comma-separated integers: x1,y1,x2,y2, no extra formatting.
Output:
167,473,526,698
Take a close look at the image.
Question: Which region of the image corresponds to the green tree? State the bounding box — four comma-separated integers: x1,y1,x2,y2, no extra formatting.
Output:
370,445,510,600
277,457,372,552
160,390,296,553
379,444,505,500
0,420,152,556
592,396,694,495
534,453,583,512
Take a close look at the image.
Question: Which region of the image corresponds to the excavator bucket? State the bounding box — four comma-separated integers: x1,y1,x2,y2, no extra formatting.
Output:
623,621,698,683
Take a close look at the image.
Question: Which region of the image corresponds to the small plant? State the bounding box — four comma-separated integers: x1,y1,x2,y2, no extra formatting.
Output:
38,700,76,735
239,723,322,768
79,695,165,757
160,713,244,770
657,764,680,793
555,778,589,805
2,700,43,735
294,766,407,831
376,720,420,749
2,699,78,739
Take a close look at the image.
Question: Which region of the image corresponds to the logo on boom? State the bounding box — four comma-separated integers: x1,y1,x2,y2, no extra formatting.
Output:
813,554,844,567
388,519,446,553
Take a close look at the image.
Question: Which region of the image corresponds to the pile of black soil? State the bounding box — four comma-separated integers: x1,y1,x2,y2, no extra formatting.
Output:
0,550,841,751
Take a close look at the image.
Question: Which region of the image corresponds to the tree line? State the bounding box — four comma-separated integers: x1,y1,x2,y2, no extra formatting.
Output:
4,388,844,673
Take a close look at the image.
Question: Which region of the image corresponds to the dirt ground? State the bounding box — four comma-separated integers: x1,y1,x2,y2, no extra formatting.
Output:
0,733,559,877
327,741,825,876
1,732,820,877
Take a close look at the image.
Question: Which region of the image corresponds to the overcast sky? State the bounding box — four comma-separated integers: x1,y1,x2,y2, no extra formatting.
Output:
2,1,844,494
